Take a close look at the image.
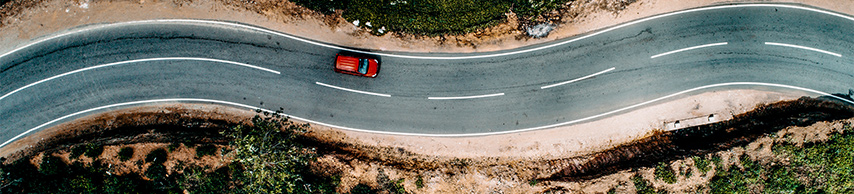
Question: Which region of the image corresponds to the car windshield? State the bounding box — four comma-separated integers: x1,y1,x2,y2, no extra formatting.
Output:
358,59,369,74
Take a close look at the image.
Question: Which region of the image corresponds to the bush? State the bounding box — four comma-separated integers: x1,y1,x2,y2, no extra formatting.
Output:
145,163,168,181
177,165,237,193
709,155,805,193
693,156,711,174
71,143,104,159
772,131,854,193
85,144,104,158
289,0,572,35
167,143,181,152
706,129,854,193
70,145,86,159
38,155,66,176
222,115,336,193
350,183,378,194
195,145,217,158
631,174,658,194
145,148,168,165
654,162,676,184
118,147,134,161
415,176,424,189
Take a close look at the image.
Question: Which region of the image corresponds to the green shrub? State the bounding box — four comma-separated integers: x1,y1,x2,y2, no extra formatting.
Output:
654,162,676,184
145,148,168,165
38,155,66,176
195,145,217,158
772,132,854,193
607,187,617,194
70,143,104,159
70,145,86,159
631,174,658,194
68,175,97,193
222,115,334,193
415,176,424,189
705,129,854,194
84,144,104,158
177,166,236,193
118,147,134,161
693,156,711,174
350,183,378,194
167,143,181,152
145,163,168,181
289,0,572,35
709,155,805,193
388,179,406,194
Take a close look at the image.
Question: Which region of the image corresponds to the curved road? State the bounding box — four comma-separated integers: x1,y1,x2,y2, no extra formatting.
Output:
2,4,854,147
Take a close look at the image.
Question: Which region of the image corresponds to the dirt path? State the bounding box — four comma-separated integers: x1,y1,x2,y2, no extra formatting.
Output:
2,0,854,55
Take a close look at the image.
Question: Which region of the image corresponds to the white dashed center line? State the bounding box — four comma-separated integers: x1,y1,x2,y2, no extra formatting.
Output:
541,67,616,89
315,82,391,97
765,42,842,57
428,93,504,100
650,42,728,58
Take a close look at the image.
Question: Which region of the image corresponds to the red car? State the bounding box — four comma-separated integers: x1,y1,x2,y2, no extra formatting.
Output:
334,54,380,78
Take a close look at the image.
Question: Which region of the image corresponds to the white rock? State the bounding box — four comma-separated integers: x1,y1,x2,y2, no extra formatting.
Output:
352,20,360,26
526,23,555,38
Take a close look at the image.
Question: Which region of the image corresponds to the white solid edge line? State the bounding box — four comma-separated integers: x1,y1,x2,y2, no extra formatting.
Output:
0,57,278,102
3,82,852,149
315,82,391,97
765,42,842,57
3,4,852,61
428,93,505,100
541,67,616,89
650,42,728,59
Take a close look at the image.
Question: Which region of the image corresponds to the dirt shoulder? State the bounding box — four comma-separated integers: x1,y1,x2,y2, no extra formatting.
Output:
2,0,854,55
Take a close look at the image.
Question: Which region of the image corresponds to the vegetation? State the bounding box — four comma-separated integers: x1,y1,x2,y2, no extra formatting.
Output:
70,143,103,159
167,142,181,152
709,123,854,193
350,183,379,194
289,0,572,35
145,148,168,164
415,175,424,189
3,156,172,193
118,147,134,161
221,115,337,193
653,162,676,184
0,114,339,193
195,144,218,158
387,179,406,194
631,174,661,194
692,156,711,174
709,155,804,193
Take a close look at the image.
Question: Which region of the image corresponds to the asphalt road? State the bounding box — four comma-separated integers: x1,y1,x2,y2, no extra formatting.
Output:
2,4,854,146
